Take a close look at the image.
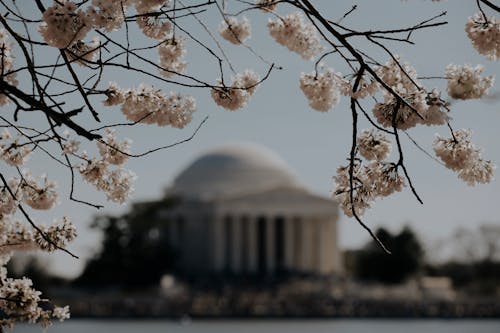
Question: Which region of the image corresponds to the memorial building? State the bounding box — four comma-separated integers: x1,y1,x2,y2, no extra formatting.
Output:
157,143,342,276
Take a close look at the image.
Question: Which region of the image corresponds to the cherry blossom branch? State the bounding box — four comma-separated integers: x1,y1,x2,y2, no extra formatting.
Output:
0,173,79,259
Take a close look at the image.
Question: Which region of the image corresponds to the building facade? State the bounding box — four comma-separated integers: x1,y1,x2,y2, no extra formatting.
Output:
157,143,342,276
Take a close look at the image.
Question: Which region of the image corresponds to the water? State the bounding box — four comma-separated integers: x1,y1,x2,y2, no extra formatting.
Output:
13,319,500,333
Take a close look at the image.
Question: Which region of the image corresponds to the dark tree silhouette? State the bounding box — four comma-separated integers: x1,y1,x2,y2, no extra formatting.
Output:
355,226,424,284
76,198,178,288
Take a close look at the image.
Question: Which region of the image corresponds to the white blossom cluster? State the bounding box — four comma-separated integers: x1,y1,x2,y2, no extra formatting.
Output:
0,178,18,216
134,0,169,13
433,129,495,186
268,12,323,60
333,127,403,217
337,74,379,100
372,57,425,130
0,29,18,106
219,17,251,45
446,64,494,100
0,172,59,213
357,129,392,161
0,169,74,328
333,160,405,217
103,83,196,128
40,0,173,50
0,129,32,167
0,253,71,327
159,38,187,78
134,0,171,40
136,14,171,40
423,89,451,126
465,13,500,61
87,0,130,32
39,1,92,48
79,155,136,204
97,129,131,165
301,70,379,111
0,171,58,211
35,217,77,252
372,57,449,129
211,70,260,111
299,69,341,112
21,172,59,211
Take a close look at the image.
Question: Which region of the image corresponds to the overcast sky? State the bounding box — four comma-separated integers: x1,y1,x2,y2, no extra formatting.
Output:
10,1,500,277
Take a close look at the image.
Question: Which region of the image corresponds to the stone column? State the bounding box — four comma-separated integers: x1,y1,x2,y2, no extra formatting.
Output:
213,215,225,271
301,218,313,272
312,218,321,274
318,219,328,274
322,216,338,274
284,216,295,270
247,216,258,273
330,216,342,273
266,217,275,274
231,215,242,274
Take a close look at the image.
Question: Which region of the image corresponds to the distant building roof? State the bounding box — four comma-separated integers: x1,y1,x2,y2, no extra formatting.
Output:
169,143,305,200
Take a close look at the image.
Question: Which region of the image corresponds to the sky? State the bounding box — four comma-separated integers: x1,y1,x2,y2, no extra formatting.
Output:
7,0,500,277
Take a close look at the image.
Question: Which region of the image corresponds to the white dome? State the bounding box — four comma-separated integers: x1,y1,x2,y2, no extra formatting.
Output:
170,143,305,200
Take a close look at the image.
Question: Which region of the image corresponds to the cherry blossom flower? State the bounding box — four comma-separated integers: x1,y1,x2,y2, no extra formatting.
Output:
0,178,20,216
372,92,427,130
0,130,32,166
88,0,130,32
365,161,405,197
52,306,70,322
334,162,373,217
338,74,379,99
136,14,171,40
333,160,406,217
79,157,108,188
421,89,450,126
446,64,494,100
299,69,341,112
372,57,431,130
268,12,323,60
35,217,77,252
465,13,500,61
39,1,91,48
219,17,251,44
21,173,59,210
211,70,260,111
134,0,169,13
97,129,131,165
158,38,187,78
357,129,392,161
433,129,495,186
100,168,136,204
122,85,196,128
0,29,18,106
102,82,125,106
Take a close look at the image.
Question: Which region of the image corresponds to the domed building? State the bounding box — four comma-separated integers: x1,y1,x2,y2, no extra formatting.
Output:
157,143,342,277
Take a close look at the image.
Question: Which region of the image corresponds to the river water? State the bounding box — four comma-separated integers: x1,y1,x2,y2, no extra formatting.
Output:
13,319,500,333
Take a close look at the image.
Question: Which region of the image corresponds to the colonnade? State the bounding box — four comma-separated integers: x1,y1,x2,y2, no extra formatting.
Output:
212,214,337,275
